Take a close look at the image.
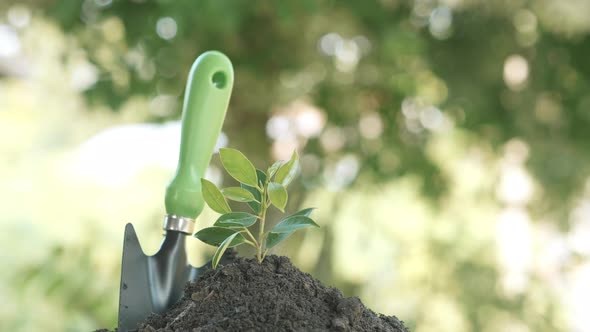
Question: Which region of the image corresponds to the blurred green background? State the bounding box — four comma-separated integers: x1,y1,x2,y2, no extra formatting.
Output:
1,0,589,331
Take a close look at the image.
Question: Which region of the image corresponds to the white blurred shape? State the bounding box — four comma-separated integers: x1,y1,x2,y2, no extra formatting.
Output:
204,165,223,187
402,97,420,119
149,94,178,117
268,100,326,140
359,112,383,139
266,115,294,141
568,200,590,255
138,60,156,80
94,0,113,7
503,55,529,90
70,61,99,91
319,33,366,72
320,127,346,152
213,132,228,153
294,104,325,138
318,33,342,56
497,165,533,205
0,25,21,57
70,122,226,186
156,17,177,40
504,138,530,164
419,106,444,130
352,35,372,54
536,225,569,285
402,97,432,133
272,138,299,160
7,5,31,28
335,39,360,72
496,207,532,295
429,6,453,39
324,154,359,191
513,9,537,33
569,262,590,332
405,117,423,134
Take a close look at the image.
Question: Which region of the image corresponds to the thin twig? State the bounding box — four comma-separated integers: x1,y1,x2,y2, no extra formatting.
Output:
169,301,195,327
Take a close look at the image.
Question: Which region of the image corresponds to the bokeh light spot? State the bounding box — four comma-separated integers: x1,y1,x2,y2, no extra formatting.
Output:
359,112,384,139
429,6,453,39
7,5,31,28
156,17,178,40
503,55,529,90
318,33,342,56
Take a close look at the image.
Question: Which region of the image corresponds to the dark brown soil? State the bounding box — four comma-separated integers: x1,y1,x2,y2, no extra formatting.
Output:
135,255,408,332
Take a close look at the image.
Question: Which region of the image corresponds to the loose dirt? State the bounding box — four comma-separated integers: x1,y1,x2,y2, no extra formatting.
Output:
136,255,408,332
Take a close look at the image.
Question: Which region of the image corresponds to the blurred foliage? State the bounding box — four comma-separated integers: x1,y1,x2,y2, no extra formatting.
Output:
16,0,590,218
1,0,589,331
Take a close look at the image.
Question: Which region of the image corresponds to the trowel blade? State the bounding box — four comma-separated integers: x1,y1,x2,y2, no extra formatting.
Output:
119,223,198,331
117,223,236,331
117,223,153,331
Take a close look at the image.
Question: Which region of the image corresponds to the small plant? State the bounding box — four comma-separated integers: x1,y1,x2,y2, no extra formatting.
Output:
195,148,319,268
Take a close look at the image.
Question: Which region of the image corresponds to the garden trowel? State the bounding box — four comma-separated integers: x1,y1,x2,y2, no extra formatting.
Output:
117,51,234,332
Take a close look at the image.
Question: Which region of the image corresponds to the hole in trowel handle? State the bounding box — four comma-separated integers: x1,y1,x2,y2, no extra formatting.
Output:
211,71,226,89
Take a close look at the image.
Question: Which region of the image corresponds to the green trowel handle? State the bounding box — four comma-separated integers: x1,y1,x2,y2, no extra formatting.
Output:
165,51,234,219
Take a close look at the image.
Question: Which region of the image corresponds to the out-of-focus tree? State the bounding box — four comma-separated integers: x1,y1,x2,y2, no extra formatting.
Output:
1,0,589,331
5,0,586,218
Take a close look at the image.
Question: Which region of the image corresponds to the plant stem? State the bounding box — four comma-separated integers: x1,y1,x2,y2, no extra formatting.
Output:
259,200,272,260
256,178,270,263
257,194,266,262
240,239,255,247
242,227,258,247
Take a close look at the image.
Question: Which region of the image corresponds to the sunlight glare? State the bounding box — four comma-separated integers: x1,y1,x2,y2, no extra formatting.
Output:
0,25,20,57
496,207,532,295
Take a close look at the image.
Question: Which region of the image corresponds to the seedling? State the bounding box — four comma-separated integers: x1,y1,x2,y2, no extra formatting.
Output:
195,148,319,268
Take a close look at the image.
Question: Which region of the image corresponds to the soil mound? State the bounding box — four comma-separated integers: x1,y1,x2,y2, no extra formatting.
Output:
139,255,408,332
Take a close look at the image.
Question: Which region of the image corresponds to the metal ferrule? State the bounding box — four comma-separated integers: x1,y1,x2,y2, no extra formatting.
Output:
163,215,195,234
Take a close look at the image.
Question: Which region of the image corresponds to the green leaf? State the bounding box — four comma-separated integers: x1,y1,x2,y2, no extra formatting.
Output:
242,170,266,214
212,232,239,269
271,215,319,233
219,148,258,187
268,182,288,212
267,160,284,179
290,207,316,218
265,209,317,248
274,150,299,187
201,178,231,214
221,187,257,202
214,212,258,228
194,227,245,247
265,232,293,248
